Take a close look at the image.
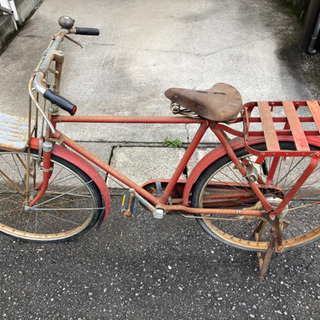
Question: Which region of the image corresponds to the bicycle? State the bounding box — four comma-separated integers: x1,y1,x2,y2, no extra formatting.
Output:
0,16,320,279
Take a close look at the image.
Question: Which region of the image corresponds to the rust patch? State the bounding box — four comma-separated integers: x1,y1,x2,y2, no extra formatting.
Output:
0,113,35,152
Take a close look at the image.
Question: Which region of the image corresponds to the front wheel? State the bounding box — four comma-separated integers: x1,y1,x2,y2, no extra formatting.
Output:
191,142,320,251
0,149,103,242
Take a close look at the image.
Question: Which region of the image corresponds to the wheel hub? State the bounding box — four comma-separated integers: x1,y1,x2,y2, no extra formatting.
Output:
266,197,288,218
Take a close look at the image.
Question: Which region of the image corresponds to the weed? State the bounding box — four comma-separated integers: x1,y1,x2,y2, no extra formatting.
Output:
163,138,183,148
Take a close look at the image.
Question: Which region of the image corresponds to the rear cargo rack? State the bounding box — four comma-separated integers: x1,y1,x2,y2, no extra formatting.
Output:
243,100,320,156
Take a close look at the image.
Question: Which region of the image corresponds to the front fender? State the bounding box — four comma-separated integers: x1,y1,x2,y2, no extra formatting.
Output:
30,138,111,226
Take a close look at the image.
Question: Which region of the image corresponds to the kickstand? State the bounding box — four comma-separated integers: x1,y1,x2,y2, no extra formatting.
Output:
257,233,275,280
254,218,284,280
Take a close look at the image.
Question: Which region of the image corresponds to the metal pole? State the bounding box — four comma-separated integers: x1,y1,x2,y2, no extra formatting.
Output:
308,11,320,54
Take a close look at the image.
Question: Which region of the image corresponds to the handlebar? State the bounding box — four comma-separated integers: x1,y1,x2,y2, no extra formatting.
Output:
44,89,77,115
31,16,99,121
75,27,100,36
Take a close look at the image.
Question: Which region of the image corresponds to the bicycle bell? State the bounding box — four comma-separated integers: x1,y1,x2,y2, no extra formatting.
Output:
58,16,75,29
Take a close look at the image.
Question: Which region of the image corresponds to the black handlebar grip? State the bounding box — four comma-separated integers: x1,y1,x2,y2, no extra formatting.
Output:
43,89,77,116
75,27,100,36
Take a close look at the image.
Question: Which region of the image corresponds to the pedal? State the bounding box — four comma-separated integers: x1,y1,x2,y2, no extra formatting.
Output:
121,190,139,217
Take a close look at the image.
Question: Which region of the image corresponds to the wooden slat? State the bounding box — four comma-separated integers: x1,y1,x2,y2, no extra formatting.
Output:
307,100,320,133
257,101,280,151
283,101,310,151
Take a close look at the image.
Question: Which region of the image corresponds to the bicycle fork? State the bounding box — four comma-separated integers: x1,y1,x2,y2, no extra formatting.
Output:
27,141,54,207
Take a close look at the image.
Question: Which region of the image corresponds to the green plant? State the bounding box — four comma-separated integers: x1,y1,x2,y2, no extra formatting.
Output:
163,138,183,148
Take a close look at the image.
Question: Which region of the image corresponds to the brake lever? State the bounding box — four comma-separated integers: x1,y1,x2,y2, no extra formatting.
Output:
64,34,83,48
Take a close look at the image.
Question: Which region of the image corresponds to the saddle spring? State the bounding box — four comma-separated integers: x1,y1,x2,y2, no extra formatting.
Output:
170,102,200,119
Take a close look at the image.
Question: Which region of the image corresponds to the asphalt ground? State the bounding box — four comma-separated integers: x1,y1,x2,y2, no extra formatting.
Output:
0,196,319,319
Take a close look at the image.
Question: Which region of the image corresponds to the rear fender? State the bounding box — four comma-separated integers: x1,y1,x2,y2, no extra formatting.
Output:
183,137,247,205
183,136,315,206
30,138,111,226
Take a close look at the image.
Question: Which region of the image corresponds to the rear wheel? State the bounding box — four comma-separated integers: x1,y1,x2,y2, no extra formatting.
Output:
0,149,103,242
191,142,320,251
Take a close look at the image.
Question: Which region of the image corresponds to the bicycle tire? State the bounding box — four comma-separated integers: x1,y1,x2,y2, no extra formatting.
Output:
0,149,103,242
191,142,320,251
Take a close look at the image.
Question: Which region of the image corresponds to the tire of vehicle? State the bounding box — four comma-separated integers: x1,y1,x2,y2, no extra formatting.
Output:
0,149,103,242
191,142,320,251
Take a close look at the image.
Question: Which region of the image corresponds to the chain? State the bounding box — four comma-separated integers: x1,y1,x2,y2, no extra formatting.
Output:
181,214,260,221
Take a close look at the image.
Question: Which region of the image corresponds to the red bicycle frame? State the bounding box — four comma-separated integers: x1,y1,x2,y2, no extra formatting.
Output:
15,17,320,278
30,99,320,223
27,112,268,223
24,23,320,225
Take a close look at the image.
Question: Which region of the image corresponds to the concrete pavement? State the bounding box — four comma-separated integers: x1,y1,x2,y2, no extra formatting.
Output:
0,0,319,188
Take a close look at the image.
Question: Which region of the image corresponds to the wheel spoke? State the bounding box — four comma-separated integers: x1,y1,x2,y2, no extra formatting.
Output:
192,142,320,251
0,151,101,242
33,179,94,208
0,169,25,194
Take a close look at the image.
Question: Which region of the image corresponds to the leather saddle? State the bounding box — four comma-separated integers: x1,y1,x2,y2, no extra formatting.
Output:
165,83,243,122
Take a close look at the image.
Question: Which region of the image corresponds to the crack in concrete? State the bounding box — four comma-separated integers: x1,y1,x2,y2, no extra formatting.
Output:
196,55,207,88
75,140,217,148
90,43,115,47
185,124,190,143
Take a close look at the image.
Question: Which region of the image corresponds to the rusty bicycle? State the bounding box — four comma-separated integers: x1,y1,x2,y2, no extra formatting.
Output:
0,16,320,278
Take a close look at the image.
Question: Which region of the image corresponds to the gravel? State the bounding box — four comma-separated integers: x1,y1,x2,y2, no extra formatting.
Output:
0,196,319,319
